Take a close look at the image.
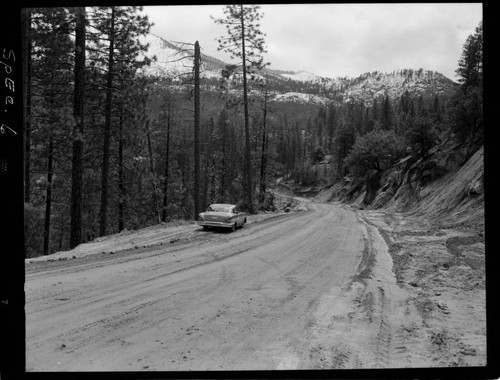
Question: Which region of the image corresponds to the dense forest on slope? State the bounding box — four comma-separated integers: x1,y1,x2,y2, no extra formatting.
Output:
23,6,482,258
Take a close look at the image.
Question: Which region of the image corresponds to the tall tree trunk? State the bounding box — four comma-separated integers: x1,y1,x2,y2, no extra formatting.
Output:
99,6,115,237
70,6,86,248
193,41,201,219
58,212,64,252
259,83,269,196
202,117,214,211
43,138,54,256
259,125,268,196
181,127,191,219
240,5,254,214
220,113,226,201
22,8,32,203
118,107,125,232
145,112,161,224
162,100,171,222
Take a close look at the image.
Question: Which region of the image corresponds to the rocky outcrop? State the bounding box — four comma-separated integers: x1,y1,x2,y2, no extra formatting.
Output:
317,141,484,229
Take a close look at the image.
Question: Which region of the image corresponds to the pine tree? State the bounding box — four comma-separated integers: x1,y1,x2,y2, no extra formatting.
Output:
335,110,356,178
202,117,215,211
400,90,411,115
448,20,483,150
430,94,442,124
213,5,268,214
258,76,273,197
160,92,175,223
379,94,394,130
70,6,86,248
193,41,201,219
405,116,438,160
98,6,116,237
326,104,336,153
88,6,153,236
29,8,75,255
456,21,483,88
21,8,32,204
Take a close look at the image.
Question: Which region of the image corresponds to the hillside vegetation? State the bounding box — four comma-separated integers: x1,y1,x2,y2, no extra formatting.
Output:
315,140,484,233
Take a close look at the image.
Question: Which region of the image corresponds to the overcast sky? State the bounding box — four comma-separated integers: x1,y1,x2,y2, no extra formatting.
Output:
142,3,482,81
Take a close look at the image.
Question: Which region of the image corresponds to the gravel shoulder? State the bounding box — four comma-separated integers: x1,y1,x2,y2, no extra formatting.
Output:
357,207,486,367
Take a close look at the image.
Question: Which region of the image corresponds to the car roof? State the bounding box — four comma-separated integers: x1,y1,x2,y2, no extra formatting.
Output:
209,203,236,208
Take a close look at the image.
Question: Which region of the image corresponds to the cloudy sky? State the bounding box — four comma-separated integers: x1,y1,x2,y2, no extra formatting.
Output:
142,3,482,81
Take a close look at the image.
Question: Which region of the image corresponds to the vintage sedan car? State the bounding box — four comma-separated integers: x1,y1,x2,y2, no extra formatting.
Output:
198,203,247,232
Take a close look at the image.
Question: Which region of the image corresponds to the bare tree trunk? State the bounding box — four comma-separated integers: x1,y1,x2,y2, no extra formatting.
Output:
202,117,214,210
43,138,54,256
98,6,115,237
58,212,64,252
259,82,269,196
118,108,125,232
162,100,171,222
70,6,86,248
240,6,254,214
145,113,161,224
220,113,227,201
193,41,201,219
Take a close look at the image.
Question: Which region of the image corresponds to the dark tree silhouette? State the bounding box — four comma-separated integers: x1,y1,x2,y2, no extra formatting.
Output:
212,4,268,213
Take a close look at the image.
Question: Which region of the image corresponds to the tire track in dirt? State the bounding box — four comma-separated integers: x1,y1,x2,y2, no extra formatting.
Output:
356,208,486,368
290,208,416,370
373,286,393,368
359,215,421,369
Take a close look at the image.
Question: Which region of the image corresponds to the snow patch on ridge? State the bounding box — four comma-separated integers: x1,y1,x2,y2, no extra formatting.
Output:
273,92,330,105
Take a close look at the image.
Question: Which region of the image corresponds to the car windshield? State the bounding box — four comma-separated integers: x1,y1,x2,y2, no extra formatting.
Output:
207,205,234,213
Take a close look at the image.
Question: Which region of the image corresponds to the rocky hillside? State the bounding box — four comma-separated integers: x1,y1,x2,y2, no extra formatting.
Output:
316,142,484,232
141,33,226,80
141,33,458,106
338,69,457,106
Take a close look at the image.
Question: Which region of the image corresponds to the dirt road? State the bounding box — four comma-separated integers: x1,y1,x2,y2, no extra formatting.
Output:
25,199,486,371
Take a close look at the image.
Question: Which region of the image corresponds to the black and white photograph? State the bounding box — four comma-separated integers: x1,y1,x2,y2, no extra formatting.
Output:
1,2,492,377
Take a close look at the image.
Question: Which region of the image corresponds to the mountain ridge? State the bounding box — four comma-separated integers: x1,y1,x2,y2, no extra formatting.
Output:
142,33,458,105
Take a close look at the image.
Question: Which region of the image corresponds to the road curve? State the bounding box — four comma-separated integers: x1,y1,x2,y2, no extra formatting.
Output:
25,202,367,371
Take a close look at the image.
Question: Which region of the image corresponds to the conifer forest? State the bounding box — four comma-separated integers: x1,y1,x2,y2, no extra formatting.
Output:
22,6,483,258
